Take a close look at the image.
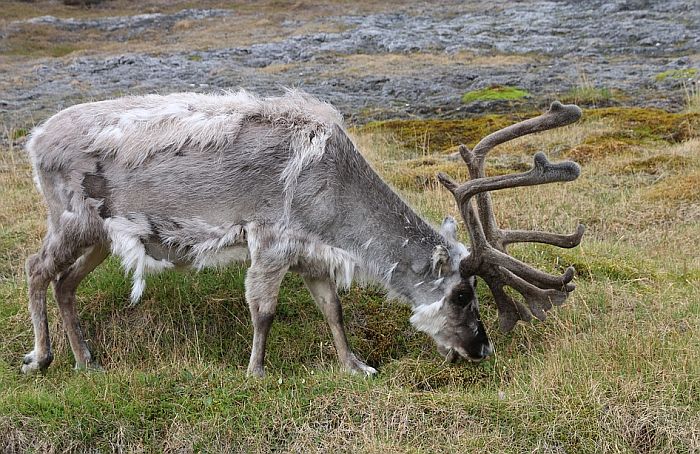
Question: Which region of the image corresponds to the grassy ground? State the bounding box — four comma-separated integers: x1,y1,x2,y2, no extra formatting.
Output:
1,1,699,452
1,104,698,452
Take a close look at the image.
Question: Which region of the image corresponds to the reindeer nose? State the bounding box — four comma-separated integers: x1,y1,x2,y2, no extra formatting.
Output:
479,342,493,360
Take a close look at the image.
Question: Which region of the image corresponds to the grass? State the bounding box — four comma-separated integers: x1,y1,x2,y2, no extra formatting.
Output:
0,1,698,450
1,104,699,452
461,86,530,104
560,71,618,107
562,86,613,106
361,114,519,155
684,80,700,113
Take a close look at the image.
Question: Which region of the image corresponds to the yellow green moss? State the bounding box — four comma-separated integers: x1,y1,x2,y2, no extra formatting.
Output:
461,86,530,104
613,155,694,175
585,108,700,143
655,68,698,82
362,115,516,154
363,108,698,158
644,169,700,202
565,137,635,163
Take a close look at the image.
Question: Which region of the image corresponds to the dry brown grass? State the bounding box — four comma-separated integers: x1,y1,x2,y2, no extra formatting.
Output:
0,138,44,282
0,0,393,21
0,94,698,452
322,52,533,78
353,109,700,273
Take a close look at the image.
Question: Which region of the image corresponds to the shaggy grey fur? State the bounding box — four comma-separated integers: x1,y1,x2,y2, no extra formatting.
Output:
23,90,491,376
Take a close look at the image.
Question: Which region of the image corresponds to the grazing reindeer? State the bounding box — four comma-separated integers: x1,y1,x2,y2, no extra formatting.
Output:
23,90,584,376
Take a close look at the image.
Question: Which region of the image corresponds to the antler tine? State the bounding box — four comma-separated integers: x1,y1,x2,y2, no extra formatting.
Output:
470,101,583,165
460,238,576,291
497,266,568,317
458,102,584,251
501,223,586,249
455,152,580,201
488,283,532,332
440,152,582,253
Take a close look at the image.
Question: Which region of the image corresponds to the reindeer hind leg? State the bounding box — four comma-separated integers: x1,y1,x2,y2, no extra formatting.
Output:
52,243,109,370
23,231,84,373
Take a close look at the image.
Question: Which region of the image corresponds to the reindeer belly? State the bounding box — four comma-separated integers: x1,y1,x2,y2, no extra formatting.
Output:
142,238,250,269
103,213,250,304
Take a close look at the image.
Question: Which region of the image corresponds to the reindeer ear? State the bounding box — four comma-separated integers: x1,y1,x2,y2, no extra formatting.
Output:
440,216,458,242
431,244,451,277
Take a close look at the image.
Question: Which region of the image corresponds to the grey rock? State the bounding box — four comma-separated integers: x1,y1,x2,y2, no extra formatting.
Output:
1,1,698,128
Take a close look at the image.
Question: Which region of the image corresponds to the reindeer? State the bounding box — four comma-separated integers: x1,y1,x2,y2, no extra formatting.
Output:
22,90,584,376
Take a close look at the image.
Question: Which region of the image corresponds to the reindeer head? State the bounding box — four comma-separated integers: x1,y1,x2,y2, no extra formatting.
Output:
416,101,585,362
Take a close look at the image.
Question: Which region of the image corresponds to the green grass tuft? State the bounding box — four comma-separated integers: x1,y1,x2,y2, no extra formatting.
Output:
561,86,613,106
9,128,29,140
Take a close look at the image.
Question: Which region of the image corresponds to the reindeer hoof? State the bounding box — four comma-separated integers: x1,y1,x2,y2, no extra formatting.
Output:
246,366,265,378
343,354,378,377
21,350,53,374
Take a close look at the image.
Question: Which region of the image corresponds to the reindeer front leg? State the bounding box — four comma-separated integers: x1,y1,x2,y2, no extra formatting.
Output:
245,263,288,377
302,275,377,376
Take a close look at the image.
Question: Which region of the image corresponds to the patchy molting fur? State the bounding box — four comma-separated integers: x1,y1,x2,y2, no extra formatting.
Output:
409,298,448,336
23,89,485,376
28,89,341,169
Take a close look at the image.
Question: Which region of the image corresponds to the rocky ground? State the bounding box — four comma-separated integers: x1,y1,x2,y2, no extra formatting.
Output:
0,0,698,128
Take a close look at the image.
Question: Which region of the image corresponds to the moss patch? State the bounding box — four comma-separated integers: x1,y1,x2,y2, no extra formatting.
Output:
655,68,698,82
644,169,700,202
461,86,529,104
613,155,694,175
362,115,516,154
585,108,700,143
362,108,699,158
565,137,635,163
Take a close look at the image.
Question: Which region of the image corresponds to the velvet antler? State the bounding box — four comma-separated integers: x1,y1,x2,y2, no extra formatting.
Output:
438,102,585,331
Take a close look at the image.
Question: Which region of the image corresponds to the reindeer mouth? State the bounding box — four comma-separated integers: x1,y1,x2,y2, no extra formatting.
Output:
439,344,493,363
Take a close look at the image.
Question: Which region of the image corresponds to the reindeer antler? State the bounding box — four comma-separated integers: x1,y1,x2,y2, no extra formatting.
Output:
438,101,585,332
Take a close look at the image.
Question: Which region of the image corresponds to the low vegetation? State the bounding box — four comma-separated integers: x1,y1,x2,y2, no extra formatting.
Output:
1,0,698,451
461,86,530,104
560,86,614,107
1,103,698,452
656,68,698,82
362,115,518,155
684,80,700,113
